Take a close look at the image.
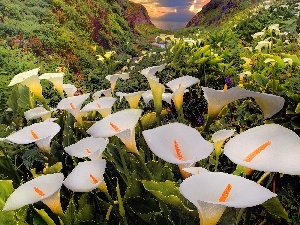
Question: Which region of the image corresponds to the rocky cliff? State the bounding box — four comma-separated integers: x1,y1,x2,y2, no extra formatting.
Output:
186,0,258,27
121,1,154,29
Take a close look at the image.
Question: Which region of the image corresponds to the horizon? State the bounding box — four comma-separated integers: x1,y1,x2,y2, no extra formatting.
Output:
130,0,211,30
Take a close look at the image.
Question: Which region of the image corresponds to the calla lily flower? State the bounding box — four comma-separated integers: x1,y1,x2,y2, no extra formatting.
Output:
56,93,90,123
3,173,64,213
63,160,106,192
182,167,209,175
140,64,166,77
211,129,235,157
63,83,77,97
39,73,64,97
96,55,105,62
64,137,108,160
104,51,116,59
142,122,213,165
87,109,143,154
8,68,43,100
180,172,276,225
224,124,300,175
144,75,165,116
255,40,272,52
202,86,284,119
24,107,54,121
116,91,144,109
1,121,60,153
251,31,265,39
166,75,199,113
142,90,173,105
105,73,129,94
93,88,113,99
81,97,116,118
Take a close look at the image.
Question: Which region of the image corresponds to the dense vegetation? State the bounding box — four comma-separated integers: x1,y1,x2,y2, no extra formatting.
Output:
1,0,300,224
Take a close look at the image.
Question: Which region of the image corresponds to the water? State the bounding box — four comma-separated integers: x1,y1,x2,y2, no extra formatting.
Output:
151,19,188,31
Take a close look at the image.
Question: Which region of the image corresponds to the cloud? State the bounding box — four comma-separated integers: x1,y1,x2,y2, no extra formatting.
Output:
157,7,195,22
131,0,211,22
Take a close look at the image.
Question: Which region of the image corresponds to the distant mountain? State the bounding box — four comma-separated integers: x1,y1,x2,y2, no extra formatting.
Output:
186,0,258,27
122,0,154,30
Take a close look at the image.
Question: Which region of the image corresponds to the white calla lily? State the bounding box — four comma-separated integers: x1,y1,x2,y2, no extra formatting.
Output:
39,73,64,97
116,91,144,109
81,97,116,118
63,160,106,192
63,83,77,97
202,86,284,119
64,137,108,160
224,124,300,175
8,68,43,99
142,122,213,165
24,107,54,121
180,172,276,225
1,121,60,153
56,93,90,123
87,109,143,154
3,173,64,212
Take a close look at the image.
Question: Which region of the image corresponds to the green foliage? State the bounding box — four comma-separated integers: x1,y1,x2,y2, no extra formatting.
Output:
1,0,300,224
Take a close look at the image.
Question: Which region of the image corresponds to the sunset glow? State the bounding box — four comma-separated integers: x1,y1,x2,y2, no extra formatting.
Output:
131,0,210,19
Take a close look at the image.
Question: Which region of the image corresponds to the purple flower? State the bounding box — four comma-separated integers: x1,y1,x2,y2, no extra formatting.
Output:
225,76,233,87
197,116,204,125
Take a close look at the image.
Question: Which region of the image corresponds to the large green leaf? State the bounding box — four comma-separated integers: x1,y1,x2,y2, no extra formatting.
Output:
262,197,290,222
141,180,192,211
34,208,56,225
0,180,28,224
146,161,174,181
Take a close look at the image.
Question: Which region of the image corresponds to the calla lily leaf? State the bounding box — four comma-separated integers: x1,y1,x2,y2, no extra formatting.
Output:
34,208,56,225
262,197,290,222
141,180,192,211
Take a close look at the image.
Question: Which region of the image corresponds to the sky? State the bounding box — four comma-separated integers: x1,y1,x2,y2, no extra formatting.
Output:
130,0,211,30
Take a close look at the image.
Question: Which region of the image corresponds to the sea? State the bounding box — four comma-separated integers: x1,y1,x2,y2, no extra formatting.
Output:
151,19,188,31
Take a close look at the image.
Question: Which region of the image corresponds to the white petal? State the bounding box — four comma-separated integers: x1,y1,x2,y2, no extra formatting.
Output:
5,121,60,144
63,84,77,97
24,107,52,121
81,97,116,112
8,68,40,86
63,160,106,192
56,93,90,117
202,86,284,119
211,129,235,142
182,167,209,175
64,137,108,159
166,75,199,92
87,109,142,137
3,173,64,211
179,172,276,208
142,122,213,164
224,124,300,175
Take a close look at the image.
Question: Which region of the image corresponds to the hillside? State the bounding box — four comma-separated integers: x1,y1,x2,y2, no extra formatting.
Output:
1,0,300,224
186,0,259,27
0,0,155,76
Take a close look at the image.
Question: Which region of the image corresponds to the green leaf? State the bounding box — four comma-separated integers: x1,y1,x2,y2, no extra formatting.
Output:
252,73,268,87
77,204,94,223
146,161,174,181
141,180,192,211
281,53,300,66
17,84,36,110
43,162,63,174
65,198,76,225
262,197,290,222
34,208,56,225
295,103,300,114
0,180,28,224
